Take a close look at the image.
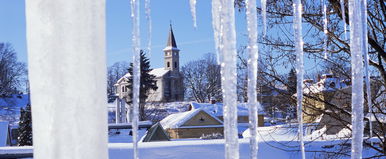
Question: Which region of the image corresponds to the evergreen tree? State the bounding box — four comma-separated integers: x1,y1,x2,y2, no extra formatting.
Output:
287,68,297,96
126,50,158,120
18,104,32,146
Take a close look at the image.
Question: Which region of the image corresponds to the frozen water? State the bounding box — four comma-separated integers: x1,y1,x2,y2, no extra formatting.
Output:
340,0,347,40
189,0,197,28
25,0,108,158
323,0,328,60
145,0,152,56
245,0,259,158
361,0,372,144
293,0,306,159
212,0,239,158
348,0,365,158
130,0,141,158
261,0,267,37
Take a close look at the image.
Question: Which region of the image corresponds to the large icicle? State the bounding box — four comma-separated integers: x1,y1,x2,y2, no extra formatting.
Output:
261,0,267,37
323,0,328,59
145,0,152,56
246,0,259,158
293,0,306,159
212,0,239,158
340,0,347,40
361,0,372,144
130,0,140,158
25,0,108,159
189,0,197,28
348,0,365,158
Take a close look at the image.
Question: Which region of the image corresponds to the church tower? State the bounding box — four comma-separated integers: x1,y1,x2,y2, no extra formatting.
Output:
163,24,180,73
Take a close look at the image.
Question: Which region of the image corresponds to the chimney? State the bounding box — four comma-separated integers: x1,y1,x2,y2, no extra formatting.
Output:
210,97,216,104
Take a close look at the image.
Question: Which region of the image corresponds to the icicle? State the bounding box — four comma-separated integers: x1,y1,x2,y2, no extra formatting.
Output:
361,0,372,145
340,0,347,40
261,0,267,37
116,99,120,123
130,0,140,158
212,0,239,158
189,0,197,28
145,0,152,57
323,0,328,60
25,0,108,158
293,0,306,159
246,0,259,158
212,0,221,64
348,0,365,158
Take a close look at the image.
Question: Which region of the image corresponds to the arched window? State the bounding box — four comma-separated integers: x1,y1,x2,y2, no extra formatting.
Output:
167,62,170,68
174,62,177,68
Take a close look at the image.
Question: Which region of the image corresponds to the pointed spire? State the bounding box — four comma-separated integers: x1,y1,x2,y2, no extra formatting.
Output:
166,24,177,48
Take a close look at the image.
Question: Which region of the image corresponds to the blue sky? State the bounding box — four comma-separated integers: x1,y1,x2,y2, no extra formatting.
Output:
0,0,255,69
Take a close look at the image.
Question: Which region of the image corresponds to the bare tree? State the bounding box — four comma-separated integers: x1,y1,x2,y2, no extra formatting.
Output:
234,0,386,157
107,61,129,96
0,43,26,95
182,53,222,103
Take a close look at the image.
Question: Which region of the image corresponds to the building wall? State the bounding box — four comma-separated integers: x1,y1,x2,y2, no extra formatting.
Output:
166,127,224,139
218,115,264,127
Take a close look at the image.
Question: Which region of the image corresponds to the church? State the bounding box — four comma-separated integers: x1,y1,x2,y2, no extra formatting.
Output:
115,25,184,102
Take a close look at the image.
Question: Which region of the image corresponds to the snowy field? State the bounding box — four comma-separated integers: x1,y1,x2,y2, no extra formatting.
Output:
0,124,382,159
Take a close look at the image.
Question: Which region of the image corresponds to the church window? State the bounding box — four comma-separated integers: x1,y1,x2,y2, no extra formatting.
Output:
174,62,177,68
167,62,170,68
121,86,125,92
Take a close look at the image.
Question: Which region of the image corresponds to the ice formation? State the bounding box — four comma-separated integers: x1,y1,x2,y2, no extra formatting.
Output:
211,0,239,158
130,0,141,158
145,0,152,56
261,0,267,37
323,0,328,59
348,0,365,158
293,0,306,158
189,0,197,28
340,0,347,40
25,0,108,158
245,0,259,158
361,0,372,144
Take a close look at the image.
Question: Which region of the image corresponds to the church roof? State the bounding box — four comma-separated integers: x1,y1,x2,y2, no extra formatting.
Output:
166,25,178,48
149,68,169,77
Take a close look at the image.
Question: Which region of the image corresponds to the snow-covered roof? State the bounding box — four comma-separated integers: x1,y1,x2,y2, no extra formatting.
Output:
190,102,264,117
160,109,223,129
116,68,169,85
303,75,350,94
0,122,9,146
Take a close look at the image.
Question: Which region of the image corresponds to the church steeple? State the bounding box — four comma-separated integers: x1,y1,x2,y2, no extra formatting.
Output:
166,24,178,48
163,24,180,72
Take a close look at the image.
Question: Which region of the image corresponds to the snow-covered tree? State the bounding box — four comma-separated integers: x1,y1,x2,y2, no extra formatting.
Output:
18,104,32,146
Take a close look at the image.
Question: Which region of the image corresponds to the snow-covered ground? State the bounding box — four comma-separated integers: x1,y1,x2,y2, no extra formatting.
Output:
1,124,383,158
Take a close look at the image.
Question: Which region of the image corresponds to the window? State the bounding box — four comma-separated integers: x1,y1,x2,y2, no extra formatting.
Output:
167,62,170,68
174,62,177,68
121,86,125,92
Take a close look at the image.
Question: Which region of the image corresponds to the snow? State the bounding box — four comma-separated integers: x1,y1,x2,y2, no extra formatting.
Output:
293,0,306,158
25,1,108,158
245,0,260,157
190,102,252,117
302,75,350,94
348,0,365,157
0,122,9,146
261,0,267,37
109,128,147,143
340,0,347,40
144,0,152,56
160,108,223,129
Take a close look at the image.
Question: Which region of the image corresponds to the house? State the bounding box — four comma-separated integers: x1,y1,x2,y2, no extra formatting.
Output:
160,109,224,139
115,25,184,102
141,122,170,142
188,102,265,127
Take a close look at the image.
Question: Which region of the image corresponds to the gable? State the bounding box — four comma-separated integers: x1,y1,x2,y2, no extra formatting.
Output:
142,123,170,142
182,111,222,127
